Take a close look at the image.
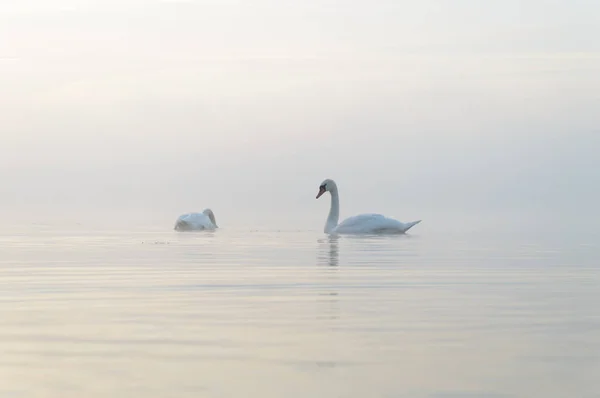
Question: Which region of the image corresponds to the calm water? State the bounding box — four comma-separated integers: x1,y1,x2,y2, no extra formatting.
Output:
1,222,599,398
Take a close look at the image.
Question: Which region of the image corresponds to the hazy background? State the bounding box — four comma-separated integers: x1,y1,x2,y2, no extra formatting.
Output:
1,0,599,230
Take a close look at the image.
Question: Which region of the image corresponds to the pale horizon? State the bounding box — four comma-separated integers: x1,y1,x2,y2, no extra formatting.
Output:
1,0,598,228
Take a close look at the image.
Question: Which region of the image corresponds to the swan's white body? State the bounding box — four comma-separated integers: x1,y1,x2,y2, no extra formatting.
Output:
174,208,218,231
316,179,421,235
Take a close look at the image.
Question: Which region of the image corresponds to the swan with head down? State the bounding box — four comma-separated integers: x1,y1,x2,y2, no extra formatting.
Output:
316,179,421,234
174,208,218,231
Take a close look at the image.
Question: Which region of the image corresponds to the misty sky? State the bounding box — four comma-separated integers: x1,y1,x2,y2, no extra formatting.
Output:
1,0,598,227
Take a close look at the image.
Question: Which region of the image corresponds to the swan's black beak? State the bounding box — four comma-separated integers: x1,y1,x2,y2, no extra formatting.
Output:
316,186,326,199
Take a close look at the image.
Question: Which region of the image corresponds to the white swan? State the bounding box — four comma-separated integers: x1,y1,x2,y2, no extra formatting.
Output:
174,208,218,231
316,179,421,234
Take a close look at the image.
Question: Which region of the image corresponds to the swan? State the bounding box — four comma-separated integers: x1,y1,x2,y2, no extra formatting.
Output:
316,179,421,234
174,208,218,231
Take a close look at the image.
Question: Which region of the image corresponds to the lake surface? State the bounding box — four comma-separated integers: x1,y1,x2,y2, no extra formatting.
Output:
1,223,599,398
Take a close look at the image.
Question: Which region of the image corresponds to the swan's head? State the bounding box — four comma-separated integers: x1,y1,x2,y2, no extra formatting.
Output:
202,208,218,227
316,179,336,199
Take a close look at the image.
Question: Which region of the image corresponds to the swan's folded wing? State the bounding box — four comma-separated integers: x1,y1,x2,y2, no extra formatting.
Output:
335,213,419,234
176,213,192,222
175,212,211,229
335,213,389,232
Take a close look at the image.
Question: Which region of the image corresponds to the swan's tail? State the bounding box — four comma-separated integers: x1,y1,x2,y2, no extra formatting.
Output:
174,220,189,231
402,220,421,233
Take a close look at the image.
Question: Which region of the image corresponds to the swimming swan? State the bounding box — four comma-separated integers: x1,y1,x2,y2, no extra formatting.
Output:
174,208,218,231
316,179,421,234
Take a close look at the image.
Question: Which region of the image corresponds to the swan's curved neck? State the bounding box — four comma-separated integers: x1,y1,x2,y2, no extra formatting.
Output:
203,210,217,227
325,185,340,233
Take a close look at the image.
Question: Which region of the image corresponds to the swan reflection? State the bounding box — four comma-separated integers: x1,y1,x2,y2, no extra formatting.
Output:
316,235,340,322
317,235,339,267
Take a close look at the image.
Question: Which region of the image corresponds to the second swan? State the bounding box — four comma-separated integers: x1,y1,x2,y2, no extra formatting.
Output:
174,208,218,231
